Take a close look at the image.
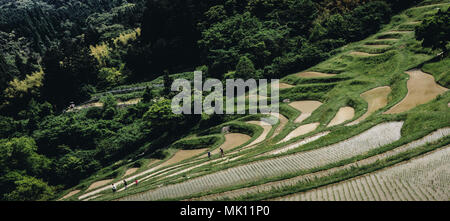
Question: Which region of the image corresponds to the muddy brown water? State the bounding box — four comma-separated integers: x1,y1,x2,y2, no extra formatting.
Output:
243,121,272,148
385,69,448,114
162,148,209,166
347,86,391,125
328,107,355,127
288,101,323,123
279,122,320,143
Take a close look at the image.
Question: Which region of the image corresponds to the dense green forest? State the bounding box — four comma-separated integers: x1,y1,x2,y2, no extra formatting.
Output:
0,0,447,201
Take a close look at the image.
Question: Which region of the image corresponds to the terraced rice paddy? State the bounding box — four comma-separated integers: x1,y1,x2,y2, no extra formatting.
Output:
289,101,322,123
364,44,391,48
60,190,80,200
123,168,139,177
348,86,391,125
209,133,251,156
279,83,295,89
328,107,355,127
193,127,450,201
243,121,272,148
374,38,398,41
265,132,330,156
274,145,450,201
385,69,448,114
270,113,288,138
349,51,381,57
76,3,450,202
86,179,113,191
382,30,414,34
120,122,403,201
162,148,209,165
279,122,320,143
296,72,336,78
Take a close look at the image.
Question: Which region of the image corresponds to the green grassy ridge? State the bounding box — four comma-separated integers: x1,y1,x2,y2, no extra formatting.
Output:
421,57,450,88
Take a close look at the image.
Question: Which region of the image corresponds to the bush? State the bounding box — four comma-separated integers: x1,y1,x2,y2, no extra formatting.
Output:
235,56,256,79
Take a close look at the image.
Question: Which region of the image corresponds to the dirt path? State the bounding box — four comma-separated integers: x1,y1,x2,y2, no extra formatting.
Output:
118,98,142,106
60,190,80,200
347,86,391,126
70,98,142,112
119,122,403,201
274,144,450,201
278,122,320,143
288,101,323,123
385,69,448,114
192,127,449,201
296,72,336,78
72,102,103,111
328,107,355,127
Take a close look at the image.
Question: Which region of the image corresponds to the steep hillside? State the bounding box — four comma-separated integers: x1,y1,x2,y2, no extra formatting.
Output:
61,1,450,201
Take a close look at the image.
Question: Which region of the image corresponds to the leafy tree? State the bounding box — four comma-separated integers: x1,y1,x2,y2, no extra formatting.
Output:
0,53,13,94
143,98,184,131
98,67,125,88
2,173,54,201
163,70,173,96
416,8,450,56
235,56,256,79
350,1,391,38
101,94,118,120
53,150,101,185
142,86,154,103
0,137,50,176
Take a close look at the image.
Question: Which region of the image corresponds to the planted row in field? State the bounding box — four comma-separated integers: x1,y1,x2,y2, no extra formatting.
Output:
120,121,404,201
